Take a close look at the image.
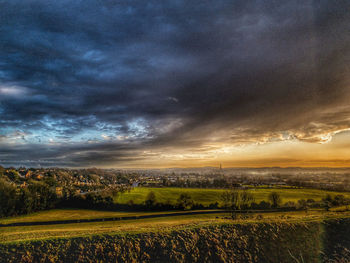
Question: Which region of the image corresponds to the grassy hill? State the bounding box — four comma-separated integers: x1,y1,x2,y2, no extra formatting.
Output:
1,187,350,262
1,208,350,262
2,219,350,263
1,209,350,244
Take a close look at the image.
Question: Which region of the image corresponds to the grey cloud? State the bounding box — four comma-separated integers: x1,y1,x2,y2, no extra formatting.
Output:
0,0,350,166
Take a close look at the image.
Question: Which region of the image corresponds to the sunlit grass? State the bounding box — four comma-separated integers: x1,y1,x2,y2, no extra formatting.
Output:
2,209,350,244
114,187,350,205
0,209,215,225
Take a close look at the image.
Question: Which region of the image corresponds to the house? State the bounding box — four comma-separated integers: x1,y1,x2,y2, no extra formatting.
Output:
25,171,32,179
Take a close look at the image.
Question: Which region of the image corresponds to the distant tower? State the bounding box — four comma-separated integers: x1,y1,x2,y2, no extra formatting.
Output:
219,163,224,176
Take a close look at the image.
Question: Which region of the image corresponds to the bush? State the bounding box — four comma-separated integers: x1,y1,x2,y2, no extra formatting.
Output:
145,191,156,207
284,201,296,208
176,193,194,210
256,214,264,220
258,201,271,209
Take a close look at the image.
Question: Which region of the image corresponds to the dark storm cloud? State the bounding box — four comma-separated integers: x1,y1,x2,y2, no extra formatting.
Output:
1,0,350,166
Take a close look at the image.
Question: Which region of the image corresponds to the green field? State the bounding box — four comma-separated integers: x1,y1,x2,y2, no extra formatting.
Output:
115,187,350,205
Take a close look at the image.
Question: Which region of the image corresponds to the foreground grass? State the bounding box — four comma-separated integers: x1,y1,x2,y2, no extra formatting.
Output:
2,209,350,244
114,187,350,205
1,221,328,263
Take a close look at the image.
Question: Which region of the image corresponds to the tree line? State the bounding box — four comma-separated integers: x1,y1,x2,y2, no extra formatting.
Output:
1,176,350,218
0,178,57,218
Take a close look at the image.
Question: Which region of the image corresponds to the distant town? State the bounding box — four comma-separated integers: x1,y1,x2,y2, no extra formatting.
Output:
2,166,350,198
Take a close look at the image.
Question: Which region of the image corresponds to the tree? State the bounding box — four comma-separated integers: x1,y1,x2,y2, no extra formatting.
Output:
221,189,254,211
323,194,333,211
28,180,57,210
268,192,282,208
221,189,254,219
0,166,4,177
221,190,232,209
6,170,21,183
228,190,241,210
16,188,33,214
333,195,345,206
43,176,57,187
297,199,308,210
177,193,193,210
0,179,17,217
240,190,255,209
145,191,156,207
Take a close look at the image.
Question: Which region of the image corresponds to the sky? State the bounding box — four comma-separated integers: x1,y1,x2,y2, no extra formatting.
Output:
0,0,350,168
